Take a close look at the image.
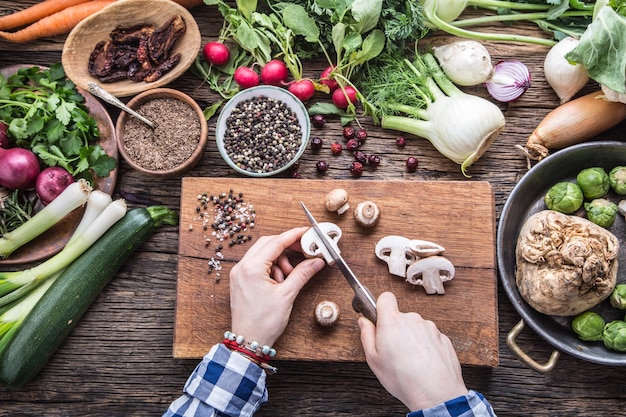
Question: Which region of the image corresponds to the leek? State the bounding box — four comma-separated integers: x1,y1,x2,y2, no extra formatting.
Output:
0,179,92,259
0,199,128,307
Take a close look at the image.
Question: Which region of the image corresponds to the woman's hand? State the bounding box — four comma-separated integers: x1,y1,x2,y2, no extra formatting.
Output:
229,227,326,348
359,292,469,411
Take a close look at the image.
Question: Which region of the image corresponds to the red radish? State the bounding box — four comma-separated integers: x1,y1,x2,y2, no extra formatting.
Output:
288,79,315,101
320,65,338,91
203,41,230,66
332,86,358,109
36,166,75,205
234,66,260,89
0,121,8,148
261,59,288,85
0,146,40,190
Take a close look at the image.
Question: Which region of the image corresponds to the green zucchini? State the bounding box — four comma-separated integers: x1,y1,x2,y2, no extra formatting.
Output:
0,206,178,387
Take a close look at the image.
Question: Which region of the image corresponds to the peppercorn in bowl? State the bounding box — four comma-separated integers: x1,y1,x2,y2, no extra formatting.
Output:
115,88,208,178
215,86,311,177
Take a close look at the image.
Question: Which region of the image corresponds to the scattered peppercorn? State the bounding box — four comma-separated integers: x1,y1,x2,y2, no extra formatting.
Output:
396,136,406,147
346,138,359,151
316,160,329,174
311,114,326,127
342,126,355,140
350,161,364,177
310,136,323,151
330,142,343,155
406,156,418,172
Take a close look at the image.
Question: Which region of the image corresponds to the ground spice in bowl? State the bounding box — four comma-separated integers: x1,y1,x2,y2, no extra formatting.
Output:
122,97,201,171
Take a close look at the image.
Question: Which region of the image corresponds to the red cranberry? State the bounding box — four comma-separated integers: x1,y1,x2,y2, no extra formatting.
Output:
368,154,381,167
396,136,406,148
310,136,323,151
346,138,359,151
342,126,355,140
291,171,302,178
311,114,326,127
406,156,418,172
350,161,364,177
316,160,329,174
353,150,367,164
355,129,367,144
330,142,343,155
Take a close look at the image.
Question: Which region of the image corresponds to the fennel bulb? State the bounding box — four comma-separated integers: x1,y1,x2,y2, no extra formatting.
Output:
360,53,505,177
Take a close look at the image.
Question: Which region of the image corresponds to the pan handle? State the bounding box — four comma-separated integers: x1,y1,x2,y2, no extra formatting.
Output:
506,319,560,373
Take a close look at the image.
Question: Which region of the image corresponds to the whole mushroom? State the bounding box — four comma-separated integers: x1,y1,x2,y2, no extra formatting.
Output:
315,300,340,327
353,201,381,228
300,222,342,265
324,188,350,215
406,256,456,294
375,235,416,278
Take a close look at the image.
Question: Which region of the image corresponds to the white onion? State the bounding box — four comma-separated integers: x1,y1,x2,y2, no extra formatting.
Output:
433,40,494,86
485,61,531,102
544,37,589,103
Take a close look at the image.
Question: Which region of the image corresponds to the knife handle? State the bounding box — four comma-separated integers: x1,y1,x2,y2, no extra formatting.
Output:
352,286,377,324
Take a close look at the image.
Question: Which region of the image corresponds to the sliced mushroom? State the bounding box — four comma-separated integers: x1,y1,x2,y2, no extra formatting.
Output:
354,200,381,228
375,235,416,278
406,256,455,295
315,300,340,327
324,188,350,214
408,239,446,257
301,222,342,265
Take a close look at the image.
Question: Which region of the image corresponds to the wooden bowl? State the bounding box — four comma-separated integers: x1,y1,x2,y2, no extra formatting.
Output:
62,0,201,97
115,88,207,177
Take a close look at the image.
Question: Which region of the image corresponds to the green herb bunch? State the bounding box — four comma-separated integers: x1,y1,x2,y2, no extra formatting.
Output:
0,64,116,183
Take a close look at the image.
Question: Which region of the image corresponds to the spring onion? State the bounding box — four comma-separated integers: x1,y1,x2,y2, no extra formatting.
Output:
359,52,505,177
0,179,92,259
0,199,127,307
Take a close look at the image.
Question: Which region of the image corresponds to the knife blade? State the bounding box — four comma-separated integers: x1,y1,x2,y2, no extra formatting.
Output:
300,201,377,323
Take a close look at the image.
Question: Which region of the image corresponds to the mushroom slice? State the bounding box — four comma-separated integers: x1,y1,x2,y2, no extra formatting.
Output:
301,222,342,265
324,188,350,215
375,235,416,278
408,239,446,257
354,201,381,228
406,256,455,295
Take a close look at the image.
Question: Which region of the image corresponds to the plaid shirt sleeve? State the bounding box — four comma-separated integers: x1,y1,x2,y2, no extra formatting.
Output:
406,390,497,417
163,343,268,417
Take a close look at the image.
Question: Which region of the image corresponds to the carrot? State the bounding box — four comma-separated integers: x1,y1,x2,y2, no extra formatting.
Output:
0,1,116,43
0,0,91,31
524,91,626,160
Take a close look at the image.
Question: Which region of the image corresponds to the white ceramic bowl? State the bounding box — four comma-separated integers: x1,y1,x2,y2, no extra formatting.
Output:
215,86,311,177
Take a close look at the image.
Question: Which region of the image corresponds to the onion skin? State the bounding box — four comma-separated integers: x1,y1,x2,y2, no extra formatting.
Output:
525,91,626,160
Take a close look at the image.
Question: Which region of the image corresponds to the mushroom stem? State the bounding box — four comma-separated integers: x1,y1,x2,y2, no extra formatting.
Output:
315,300,340,327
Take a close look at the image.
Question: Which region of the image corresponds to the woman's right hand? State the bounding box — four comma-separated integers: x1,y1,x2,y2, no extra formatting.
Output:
358,292,469,412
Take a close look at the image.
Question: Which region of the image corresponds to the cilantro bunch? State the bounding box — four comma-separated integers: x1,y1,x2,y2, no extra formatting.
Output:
0,64,116,183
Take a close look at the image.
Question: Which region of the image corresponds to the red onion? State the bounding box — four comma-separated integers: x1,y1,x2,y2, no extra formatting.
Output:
0,146,41,190
0,122,9,148
36,166,75,205
484,60,531,102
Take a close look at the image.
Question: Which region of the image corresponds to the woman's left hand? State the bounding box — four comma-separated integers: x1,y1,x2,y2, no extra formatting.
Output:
229,227,326,348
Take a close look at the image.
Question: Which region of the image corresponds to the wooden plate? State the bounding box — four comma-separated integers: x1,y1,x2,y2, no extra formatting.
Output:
0,65,118,266
61,0,201,98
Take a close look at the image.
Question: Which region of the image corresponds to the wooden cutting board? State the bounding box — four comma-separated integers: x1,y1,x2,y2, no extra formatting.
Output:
173,178,498,367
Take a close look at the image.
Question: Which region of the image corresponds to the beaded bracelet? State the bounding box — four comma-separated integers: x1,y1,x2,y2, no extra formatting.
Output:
223,331,277,362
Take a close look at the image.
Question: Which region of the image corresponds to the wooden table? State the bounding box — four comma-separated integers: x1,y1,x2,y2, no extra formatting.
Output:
1,2,626,416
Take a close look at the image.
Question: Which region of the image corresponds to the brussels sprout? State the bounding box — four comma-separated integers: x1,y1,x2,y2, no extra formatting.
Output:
609,166,626,195
576,167,610,199
544,182,583,214
602,320,626,352
610,284,626,309
572,311,605,341
584,198,618,227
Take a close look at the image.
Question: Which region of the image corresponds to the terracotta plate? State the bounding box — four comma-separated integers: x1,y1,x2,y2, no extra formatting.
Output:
61,0,201,97
0,65,118,266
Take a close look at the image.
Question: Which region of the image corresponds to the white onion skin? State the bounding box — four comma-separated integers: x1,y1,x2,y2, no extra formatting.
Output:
544,37,589,104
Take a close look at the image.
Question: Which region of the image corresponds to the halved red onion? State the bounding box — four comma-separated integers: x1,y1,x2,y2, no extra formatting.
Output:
484,60,531,102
